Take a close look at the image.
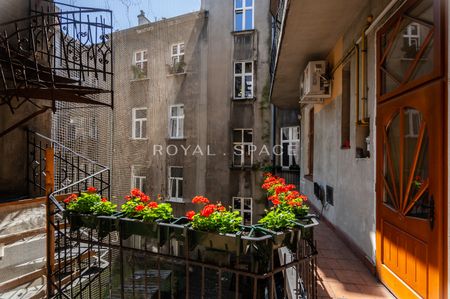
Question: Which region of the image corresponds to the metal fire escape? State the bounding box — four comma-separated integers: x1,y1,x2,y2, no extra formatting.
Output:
0,0,113,137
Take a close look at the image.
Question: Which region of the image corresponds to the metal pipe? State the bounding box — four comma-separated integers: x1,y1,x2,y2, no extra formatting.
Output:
355,44,360,125
359,16,373,126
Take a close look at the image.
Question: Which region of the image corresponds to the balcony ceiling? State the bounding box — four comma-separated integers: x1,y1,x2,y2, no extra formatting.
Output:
271,0,369,108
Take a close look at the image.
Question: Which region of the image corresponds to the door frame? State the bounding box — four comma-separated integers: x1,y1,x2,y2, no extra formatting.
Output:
374,0,448,297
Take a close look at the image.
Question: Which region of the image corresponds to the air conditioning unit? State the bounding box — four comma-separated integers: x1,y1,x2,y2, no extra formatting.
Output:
299,61,331,104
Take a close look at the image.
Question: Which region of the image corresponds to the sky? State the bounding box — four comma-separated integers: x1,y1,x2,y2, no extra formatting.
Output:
59,0,201,30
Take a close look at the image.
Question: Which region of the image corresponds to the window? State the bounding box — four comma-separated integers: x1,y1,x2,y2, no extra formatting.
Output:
341,62,351,149
169,105,184,139
281,127,300,168
133,50,148,78
403,23,421,58
168,167,183,201
132,108,147,139
234,61,253,99
131,166,146,193
234,0,254,31
232,129,253,167
233,197,252,225
171,43,185,65
307,109,314,178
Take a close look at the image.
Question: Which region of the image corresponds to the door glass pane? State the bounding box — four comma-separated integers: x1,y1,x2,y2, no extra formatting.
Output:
380,0,435,95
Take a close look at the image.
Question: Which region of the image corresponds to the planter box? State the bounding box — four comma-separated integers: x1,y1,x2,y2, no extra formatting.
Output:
188,229,241,253
65,212,97,231
119,218,171,251
97,215,118,238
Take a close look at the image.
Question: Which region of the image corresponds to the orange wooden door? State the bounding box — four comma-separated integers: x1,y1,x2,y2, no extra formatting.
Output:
375,0,446,298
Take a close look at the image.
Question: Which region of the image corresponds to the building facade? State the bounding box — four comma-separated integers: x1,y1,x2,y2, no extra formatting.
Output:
112,0,272,222
270,0,448,298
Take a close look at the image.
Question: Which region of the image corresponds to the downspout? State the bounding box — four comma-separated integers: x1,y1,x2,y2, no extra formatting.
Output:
358,16,373,126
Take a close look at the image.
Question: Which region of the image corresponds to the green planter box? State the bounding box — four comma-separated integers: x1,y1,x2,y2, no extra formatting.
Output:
119,218,171,251
65,212,97,231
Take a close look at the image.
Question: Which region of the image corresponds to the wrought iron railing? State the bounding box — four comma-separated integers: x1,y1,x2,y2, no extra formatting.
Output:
0,0,113,137
269,0,288,83
46,217,318,299
274,168,301,190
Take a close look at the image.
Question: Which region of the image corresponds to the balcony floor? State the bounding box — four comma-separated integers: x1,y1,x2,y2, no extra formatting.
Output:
315,222,395,299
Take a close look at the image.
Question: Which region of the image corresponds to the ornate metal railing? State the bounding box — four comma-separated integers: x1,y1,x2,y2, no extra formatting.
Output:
0,0,113,137
269,0,288,83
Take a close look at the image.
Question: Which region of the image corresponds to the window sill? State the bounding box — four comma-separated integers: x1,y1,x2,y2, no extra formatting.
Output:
166,198,184,203
231,29,256,35
130,78,150,82
167,72,187,77
130,138,148,141
167,137,186,141
232,97,256,103
304,174,314,182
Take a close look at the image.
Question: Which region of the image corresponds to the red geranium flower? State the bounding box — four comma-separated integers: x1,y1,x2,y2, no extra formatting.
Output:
200,204,216,217
216,205,225,212
101,198,108,202
147,202,158,208
135,204,145,212
186,210,195,220
131,188,143,198
64,193,77,203
141,195,150,202
87,186,97,193
192,196,210,204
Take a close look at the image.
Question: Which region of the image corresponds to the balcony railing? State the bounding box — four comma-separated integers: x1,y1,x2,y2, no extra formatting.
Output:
269,0,288,83
274,168,301,190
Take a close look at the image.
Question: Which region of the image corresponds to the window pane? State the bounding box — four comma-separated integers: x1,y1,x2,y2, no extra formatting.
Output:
234,198,241,209
141,121,147,138
244,75,252,97
235,77,242,98
178,118,184,137
245,0,252,7
136,52,141,61
171,167,183,178
235,63,242,74
245,62,252,73
170,179,177,197
243,130,252,142
180,43,185,54
235,12,243,31
172,45,178,55
135,109,147,119
235,0,243,9
178,180,183,197
135,123,141,138
244,198,251,210
243,212,251,225
282,144,289,167
245,9,253,30
179,106,184,116
281,128,289,141
233,130,242,142
143,51,147,60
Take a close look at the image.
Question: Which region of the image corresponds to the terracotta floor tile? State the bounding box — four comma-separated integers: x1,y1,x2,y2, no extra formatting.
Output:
314,222,393,298
328,282,363,299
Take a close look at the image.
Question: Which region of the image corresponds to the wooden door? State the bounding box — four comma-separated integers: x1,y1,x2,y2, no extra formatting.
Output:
376,0,446,298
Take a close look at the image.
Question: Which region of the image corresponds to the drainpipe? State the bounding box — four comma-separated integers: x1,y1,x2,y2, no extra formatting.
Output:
358,16,373,126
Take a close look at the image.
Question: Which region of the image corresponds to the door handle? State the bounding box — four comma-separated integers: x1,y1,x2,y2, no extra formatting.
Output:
429,195,435,230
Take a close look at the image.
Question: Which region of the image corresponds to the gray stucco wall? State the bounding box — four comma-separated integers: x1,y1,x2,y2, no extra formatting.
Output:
297,1,394,264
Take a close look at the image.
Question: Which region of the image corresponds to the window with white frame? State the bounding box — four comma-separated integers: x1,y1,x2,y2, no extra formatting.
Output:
171,43,185,65
403,23,421,50
232,129,253,167
131,166,146,193
168,167,183,201
234,61,253,99
233,197,252,225
132,108,147,139
133,50,148,78
234,0,254,31
169,105,184,139
281,127,300,168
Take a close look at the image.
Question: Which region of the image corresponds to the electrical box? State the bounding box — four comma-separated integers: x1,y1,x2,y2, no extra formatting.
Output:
299,61,331,104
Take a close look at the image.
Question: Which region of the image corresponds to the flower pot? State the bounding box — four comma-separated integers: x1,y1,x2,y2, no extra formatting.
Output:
188,229,241,253
96,214,119,238
65,212,97,231
119,218,170,251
